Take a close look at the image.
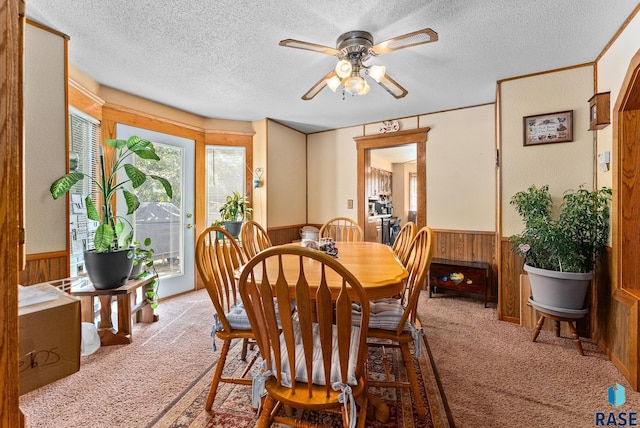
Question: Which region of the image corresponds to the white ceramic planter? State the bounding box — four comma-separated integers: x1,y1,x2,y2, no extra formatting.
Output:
524,264,593,310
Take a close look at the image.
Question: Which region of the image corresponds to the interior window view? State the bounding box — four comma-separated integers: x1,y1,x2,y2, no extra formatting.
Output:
5,2,640,427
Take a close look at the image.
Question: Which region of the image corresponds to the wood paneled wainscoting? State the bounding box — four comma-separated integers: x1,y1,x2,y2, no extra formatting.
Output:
267,224,321,246
18,251,69,286
431,229,497,302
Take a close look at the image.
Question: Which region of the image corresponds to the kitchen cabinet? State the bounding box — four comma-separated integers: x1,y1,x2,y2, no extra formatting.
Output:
370,167,392,197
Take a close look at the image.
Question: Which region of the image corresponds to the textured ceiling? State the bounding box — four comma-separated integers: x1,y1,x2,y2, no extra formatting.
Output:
25,1,639,133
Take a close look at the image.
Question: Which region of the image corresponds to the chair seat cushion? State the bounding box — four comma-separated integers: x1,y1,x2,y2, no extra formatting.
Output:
352,298,409,331
225,304,253,330
278,321,361,387
218,299,294,331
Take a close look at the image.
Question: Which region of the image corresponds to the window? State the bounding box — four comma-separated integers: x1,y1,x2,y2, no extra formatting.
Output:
409,172,417,212
68,107,100,276
205,146,246,226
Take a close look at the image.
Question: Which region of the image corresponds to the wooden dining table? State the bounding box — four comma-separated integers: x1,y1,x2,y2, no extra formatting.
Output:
237,240,408,423
239,241,408,300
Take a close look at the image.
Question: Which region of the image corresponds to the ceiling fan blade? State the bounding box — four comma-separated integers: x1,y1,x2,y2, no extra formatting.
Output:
302,70,337,100
370,28,438,55
376,73,408,99
279,39,340,56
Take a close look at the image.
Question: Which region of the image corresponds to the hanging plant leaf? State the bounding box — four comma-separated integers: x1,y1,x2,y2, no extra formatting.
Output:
85,197,99,222
124,164,147,188
123,189,140,215
150,175,173,198
50,172,86,199
93,224,114,252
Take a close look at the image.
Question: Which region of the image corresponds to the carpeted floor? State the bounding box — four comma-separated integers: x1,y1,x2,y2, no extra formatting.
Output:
149,334,449,427
21,287,639,427
419,291,640,428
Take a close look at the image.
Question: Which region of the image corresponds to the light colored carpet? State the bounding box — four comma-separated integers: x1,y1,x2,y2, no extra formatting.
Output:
149,333,450,427
22,287,637,427
419,291,640,428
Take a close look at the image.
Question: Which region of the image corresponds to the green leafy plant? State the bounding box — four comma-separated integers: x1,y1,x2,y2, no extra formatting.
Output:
509,184,612,273
50,136,173,252
131,237,155,271
219,191,252,221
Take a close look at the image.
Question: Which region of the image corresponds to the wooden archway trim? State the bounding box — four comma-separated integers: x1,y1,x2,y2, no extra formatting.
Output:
613,47,640,298
354,128,429,233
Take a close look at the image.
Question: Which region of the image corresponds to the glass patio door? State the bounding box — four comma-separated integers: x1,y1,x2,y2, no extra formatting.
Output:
116,124,195,298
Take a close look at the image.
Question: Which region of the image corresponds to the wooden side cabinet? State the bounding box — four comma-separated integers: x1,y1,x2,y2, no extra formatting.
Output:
588,92,610,130
429,258,491,307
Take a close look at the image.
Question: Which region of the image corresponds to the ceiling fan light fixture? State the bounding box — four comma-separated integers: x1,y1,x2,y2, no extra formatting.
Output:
326,75,341,92
368,64,386,83
335,59,352,78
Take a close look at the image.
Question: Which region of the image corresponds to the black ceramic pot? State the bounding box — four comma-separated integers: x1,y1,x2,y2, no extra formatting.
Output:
84,249,134,290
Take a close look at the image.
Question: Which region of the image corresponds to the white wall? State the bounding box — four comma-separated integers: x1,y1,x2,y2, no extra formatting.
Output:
307,105,496,232
420,104,496,231
595,12,640,191
24,23,67,253
266,121,307,227
307,126,362,224
500,65,594,237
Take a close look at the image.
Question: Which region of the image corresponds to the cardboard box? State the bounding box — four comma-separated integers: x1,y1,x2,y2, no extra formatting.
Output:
18,283,81,395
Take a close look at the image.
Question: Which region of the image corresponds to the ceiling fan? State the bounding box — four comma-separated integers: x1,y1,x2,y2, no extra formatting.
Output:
279,28,438,100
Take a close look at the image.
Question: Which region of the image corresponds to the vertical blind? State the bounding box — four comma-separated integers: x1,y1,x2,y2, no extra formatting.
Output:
68,108,100,275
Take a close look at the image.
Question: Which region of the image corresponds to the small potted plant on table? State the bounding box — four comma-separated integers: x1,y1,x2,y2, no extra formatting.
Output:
219,191,252,238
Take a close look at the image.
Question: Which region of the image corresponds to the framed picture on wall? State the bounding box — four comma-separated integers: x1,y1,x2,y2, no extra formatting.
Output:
523,110,573,146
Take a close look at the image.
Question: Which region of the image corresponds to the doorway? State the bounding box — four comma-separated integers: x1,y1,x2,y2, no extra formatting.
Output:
117,124,196,298
617,50,640,294
355,128,428,237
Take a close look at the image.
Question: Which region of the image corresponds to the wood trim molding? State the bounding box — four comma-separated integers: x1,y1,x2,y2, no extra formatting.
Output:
68,79,104,120
355,128,429,234
2,0,26,424
103,103,205,137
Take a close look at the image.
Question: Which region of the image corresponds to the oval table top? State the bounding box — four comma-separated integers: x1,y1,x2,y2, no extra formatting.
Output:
240,241,408,301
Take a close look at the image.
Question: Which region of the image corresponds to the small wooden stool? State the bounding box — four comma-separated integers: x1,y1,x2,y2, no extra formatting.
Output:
531,313,584,356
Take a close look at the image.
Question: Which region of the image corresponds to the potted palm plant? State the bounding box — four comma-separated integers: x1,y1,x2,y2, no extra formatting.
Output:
510,184,611,312
219,191,252,238
50,136,172,289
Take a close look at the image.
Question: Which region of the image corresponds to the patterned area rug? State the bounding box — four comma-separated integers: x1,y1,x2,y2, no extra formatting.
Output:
149,333,451,428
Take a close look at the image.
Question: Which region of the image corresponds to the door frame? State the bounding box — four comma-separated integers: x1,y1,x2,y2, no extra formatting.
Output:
354,128,429,233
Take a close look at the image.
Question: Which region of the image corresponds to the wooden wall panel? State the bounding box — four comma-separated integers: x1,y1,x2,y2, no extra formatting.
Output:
500,238,525,322
432,229,497,300
18,252,69,285
267,224,320,246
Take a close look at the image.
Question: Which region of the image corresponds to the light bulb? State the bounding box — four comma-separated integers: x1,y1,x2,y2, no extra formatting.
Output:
326,75,341,92
357,79,370,95
335,60,352,79
344,75,364,94
368,64,386,83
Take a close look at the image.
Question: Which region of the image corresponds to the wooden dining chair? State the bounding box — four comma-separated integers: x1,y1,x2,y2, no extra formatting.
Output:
391,221,416,266
319,216,364,242
238,246,370,428
195,226,258,411
240,220,272,259
354,226,434,418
